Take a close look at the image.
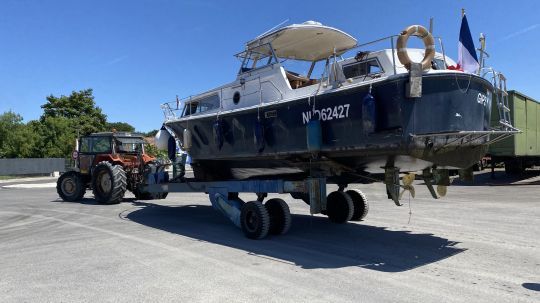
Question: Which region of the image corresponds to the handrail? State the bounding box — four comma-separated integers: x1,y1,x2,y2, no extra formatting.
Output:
260,79,284,99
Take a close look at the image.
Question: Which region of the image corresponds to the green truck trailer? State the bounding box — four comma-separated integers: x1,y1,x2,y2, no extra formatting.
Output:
489,90,540,174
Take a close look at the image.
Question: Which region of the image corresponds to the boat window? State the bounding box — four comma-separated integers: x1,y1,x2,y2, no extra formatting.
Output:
237,44,277,73
432,58,447,70
182,94,220,117
342,58,384,79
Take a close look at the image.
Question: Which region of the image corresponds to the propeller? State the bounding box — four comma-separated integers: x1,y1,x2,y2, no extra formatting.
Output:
399,173,416,199
437,185,447,197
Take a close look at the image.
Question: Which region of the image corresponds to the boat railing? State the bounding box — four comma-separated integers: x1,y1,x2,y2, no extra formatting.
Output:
345,34,448,76
161,95,194,121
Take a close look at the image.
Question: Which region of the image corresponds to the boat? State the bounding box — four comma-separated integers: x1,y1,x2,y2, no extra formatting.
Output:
161,21,516,201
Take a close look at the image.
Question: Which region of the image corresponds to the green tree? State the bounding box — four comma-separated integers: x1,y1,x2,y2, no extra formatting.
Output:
106,121,135,133
144,142,168,160
41,89,107,135
0,111,22,156
30,117,76,158
0,111,40,158
143,129,159,137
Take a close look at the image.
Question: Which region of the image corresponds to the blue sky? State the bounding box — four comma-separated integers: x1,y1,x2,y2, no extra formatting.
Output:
1,0,539,132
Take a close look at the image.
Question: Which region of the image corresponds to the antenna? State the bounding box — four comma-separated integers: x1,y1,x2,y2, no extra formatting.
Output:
429,17,434,33
253,19,290,41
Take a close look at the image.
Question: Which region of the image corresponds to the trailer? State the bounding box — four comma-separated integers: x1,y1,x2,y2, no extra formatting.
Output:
142,176,371,240
489,90,540,174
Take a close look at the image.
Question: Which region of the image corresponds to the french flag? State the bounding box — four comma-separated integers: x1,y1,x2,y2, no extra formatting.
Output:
457,14,479,73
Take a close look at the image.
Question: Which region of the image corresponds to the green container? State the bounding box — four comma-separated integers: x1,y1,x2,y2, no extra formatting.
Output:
489,90,540,157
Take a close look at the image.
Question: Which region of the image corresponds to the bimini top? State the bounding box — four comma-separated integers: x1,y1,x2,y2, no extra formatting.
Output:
244,21,357,61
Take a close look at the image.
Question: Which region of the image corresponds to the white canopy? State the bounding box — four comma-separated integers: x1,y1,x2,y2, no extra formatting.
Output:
245,21,357,61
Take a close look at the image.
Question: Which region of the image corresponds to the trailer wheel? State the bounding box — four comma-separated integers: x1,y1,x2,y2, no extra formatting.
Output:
346,189,369,221
265,198,291,235
505,159,524,175
240,201,270,239
92,162,126,204
57,171,85,202
326,191,354,223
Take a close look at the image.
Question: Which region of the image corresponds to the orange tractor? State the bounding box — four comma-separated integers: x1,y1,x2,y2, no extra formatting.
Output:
57,132,169,204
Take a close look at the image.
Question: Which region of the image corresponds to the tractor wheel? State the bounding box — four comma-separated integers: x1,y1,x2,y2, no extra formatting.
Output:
134,189,154,200
346,189,369,221
240,201,270,240
265,198,291,235
57,171,85,202
92,162,127,204
326,191,354,224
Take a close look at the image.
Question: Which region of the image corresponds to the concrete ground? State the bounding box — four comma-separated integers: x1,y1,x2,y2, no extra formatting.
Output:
0,170,539,302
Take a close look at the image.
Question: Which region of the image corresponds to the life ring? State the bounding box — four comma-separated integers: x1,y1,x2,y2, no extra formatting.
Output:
396,25,435,70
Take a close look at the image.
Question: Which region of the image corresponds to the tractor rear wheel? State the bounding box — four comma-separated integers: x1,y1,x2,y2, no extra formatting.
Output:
57,171,85,202
92,162,126,204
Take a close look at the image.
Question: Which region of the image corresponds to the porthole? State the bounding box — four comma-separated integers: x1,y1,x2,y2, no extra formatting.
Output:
233,91,241,104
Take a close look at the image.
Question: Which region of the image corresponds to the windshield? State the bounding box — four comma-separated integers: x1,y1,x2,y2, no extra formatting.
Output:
236,44,277,73
115,137,145,153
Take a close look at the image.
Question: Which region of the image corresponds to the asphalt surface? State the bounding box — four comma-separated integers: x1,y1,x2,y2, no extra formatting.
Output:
1,171,539,302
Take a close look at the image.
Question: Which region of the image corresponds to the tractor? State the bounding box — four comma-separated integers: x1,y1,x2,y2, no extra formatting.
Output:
56,132,169,204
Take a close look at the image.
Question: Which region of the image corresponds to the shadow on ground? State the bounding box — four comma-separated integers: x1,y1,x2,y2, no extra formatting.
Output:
522,283,540,291
50,197,138,205
126,202,465,272
451,169,540,186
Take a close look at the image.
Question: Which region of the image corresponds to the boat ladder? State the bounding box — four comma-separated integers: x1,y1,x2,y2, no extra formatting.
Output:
494,73,514,131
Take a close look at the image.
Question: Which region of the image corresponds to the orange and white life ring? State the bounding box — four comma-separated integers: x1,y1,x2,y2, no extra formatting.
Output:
396,25,435,70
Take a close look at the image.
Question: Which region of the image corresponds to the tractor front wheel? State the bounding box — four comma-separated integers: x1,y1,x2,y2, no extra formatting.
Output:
57,171,85,202
92,162,127,204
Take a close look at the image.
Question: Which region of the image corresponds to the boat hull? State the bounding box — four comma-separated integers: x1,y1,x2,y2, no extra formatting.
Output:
166,73,494,181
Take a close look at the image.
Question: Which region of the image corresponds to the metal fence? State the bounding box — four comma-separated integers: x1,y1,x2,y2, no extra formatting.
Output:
0,158,67,175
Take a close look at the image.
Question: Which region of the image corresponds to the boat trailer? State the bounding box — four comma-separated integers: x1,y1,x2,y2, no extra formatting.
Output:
142,176,369,240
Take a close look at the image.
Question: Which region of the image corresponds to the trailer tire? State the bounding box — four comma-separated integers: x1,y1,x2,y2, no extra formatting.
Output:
240,201,270,239
57,171,85,202
346,189,369,221
265,198,291,235
505,159,524,175
92,162,126,204
326,191,354,223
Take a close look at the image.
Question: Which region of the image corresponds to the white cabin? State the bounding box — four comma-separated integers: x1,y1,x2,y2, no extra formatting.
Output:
164,21,457,121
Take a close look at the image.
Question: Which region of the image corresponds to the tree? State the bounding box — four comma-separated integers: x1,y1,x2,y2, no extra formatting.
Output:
31,117,76,158
0,111,40,158
106,122,135,133
143,129,158,137
41,89,107,135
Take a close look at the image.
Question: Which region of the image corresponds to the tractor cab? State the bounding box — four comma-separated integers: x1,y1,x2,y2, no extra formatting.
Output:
76,132,154,175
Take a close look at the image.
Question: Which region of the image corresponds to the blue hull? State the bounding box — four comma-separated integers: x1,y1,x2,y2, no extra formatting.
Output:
166,73,494,181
